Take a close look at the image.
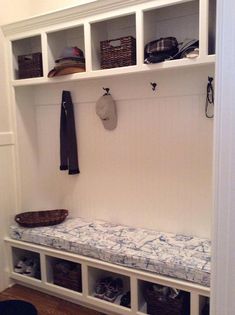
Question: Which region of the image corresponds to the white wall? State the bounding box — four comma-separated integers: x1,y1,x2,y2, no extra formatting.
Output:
16,66,213,238
29,0,97,18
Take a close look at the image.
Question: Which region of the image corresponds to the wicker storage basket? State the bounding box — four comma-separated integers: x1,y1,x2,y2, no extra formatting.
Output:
53,259,82,292
100,36,136,69
15,209,68,227
18,52,43,79
143,284,190,315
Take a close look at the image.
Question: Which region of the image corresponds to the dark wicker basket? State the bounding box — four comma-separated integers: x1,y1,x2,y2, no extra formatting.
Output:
15,209,68,227
18,52,43,79
100,36,136,69
53,259,82,292
143,284,190,315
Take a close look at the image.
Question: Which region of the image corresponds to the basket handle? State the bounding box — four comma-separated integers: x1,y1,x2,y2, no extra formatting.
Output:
109,39,122,48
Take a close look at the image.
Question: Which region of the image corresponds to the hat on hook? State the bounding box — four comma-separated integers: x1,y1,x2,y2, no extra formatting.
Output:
96,94,117,130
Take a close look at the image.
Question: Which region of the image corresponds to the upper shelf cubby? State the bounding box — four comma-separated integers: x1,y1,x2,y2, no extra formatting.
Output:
90,14,136,71
5,0,216,86
143,0,199,61
47,25,85,76
11,35,42,80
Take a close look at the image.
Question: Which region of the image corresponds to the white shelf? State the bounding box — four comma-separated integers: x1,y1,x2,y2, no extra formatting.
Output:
143,0,199,49
90,13,136,71
47,25,85,73
11,55,215,87
3,0,216,87
87,295,132,314
11,35,42,80
10,272,43,286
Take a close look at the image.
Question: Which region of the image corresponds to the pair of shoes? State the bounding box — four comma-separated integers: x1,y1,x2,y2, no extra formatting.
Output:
120,291,131,308
94,277,112,299
14,257,39,277
94,277,123,303
104,278,123,302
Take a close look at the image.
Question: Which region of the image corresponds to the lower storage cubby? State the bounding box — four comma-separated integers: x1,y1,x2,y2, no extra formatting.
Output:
11,247,41,280
88,266,131,308
138,280,190,315
199,296,210,315
46,256,82,292
7,240,210,315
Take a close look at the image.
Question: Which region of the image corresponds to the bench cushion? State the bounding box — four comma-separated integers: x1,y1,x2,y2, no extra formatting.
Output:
10,217,211,287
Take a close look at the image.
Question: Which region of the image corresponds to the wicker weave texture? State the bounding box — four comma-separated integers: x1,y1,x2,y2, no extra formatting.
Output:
144,285,190,315
18,52,43,79
100,36,136,69
53,260,82,292
15,209,68,227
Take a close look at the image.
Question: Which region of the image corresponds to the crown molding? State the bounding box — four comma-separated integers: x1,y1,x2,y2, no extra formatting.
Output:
1,0,154,37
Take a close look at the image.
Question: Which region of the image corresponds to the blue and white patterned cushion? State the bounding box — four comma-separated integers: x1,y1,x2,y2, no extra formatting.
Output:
9,217,211,287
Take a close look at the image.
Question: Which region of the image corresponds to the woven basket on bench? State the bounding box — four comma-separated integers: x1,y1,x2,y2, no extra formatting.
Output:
53,259,82,292
15,209,68,227
143,283,190,315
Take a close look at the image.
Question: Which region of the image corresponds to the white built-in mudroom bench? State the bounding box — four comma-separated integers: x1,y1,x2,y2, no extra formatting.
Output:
2,0,216,314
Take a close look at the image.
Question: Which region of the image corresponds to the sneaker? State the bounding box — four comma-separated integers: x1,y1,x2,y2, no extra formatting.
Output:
103,278,123,302
94,277,112,299
23,259,39,277
120,291,131,308
14,257,28,274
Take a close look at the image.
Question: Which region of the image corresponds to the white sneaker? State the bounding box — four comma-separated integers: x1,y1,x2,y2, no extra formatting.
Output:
23,260,38,277
14,257,27,274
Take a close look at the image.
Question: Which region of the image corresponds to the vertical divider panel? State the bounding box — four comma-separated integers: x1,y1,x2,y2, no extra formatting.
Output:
82,262,88,296
84,22,92,73
7,40,15,81
6,244,13,274
191,292,200,315
4,243,13,288
41,32,48,78
130,275,138,313
136,9,144,67
199,0,209,58
40,252,47,283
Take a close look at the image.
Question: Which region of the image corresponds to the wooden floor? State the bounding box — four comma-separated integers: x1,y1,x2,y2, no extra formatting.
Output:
0,284,104,315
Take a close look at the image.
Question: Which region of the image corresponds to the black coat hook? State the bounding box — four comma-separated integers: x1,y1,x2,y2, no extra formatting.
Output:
150,82,157,92
103,87,110,95
205,76,214,118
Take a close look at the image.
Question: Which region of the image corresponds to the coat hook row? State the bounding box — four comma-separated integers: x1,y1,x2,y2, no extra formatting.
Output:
102,84,158,94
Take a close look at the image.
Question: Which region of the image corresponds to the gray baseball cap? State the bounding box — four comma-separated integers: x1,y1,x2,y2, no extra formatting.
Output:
96,94,117,130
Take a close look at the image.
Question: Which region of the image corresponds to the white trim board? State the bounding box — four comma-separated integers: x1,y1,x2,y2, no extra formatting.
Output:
0,132,14,146
211,0,235,314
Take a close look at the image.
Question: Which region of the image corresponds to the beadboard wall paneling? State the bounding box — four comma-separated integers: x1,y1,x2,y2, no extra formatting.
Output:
15,66,214,238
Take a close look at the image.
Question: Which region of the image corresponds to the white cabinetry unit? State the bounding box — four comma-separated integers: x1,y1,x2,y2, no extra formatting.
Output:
2,0,215,314
3,0,216,86
6,238,210,315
